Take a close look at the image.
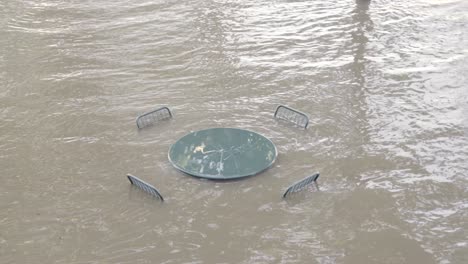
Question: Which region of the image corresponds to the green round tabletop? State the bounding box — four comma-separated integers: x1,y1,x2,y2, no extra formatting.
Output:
168,128,277,179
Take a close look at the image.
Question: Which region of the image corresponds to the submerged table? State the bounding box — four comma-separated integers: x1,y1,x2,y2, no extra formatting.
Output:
168,128,277,180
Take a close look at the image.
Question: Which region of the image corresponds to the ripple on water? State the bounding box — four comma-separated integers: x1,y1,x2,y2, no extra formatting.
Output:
1,0,468,263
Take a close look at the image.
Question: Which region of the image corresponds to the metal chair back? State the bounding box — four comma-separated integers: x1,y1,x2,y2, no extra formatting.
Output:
127,174,164,201
274,105,309,129
283,173,319,198
136,107,172,129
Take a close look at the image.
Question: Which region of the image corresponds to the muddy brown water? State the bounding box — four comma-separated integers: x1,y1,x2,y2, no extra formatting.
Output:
1,0,467,263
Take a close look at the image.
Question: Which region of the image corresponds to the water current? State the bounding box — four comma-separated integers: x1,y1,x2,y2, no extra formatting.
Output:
1,0,467,263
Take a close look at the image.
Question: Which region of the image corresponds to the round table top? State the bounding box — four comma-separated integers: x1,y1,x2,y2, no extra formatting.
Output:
168,128,277,180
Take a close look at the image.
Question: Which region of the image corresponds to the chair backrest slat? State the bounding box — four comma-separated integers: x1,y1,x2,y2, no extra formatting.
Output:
283,173,320,198
274,105,309,129
127,174,164,201
136,107,172,129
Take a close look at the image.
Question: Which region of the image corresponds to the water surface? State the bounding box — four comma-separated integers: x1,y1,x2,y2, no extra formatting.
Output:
1,0,467,263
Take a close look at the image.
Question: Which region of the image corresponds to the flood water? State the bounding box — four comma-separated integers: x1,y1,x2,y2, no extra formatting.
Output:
1,0,467,263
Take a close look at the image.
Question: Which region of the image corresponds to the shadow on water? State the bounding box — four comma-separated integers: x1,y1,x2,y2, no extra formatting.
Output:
332,0,376,183
337,3,439,263
352,0,373,87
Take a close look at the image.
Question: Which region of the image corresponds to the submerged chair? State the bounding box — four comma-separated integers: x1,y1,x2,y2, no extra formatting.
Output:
136,106,172,129
127,174,164,201
282,173,319,198
274,105,309,129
